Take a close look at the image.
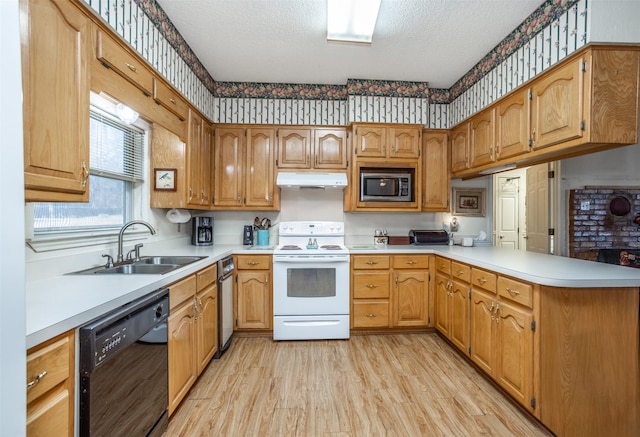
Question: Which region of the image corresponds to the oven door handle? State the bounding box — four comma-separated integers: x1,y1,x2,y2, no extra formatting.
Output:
273,257,349,263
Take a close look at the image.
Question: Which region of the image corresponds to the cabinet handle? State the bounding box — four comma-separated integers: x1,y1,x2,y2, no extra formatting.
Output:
505,287,520,296
366,313,377,318
365,261,378,265
237,194,241,204
81,161,89,188
125,62,138,73
405,260,416,265
188,187,194,201
247,261,260,266
455,269,464,276
395,273,398,286
366,284,378,289
494,303,500,323
477,277,487,284
169,98,176,104
26,370,47,389
264,274,269,284
193,299,199,320
439,264,446,269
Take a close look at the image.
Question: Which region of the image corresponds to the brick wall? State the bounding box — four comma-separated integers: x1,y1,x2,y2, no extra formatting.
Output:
569,188,640,261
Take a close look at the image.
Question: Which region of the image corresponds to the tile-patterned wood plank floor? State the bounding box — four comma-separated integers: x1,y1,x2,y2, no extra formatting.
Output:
165,333,552,436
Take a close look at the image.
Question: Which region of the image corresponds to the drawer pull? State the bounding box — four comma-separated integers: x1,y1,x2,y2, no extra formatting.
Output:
366,313,377,318
27,370,47,389
365,261,378,265
506,287,520,296
477,277,487,284
169,98,176,104
366,284,378,289
439,264,445,269
248,261,260,266
406,260,416,265
455,269,464,276
125,62,138,73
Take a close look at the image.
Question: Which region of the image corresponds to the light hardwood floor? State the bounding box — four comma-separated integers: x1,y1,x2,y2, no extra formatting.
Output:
165,333,552,436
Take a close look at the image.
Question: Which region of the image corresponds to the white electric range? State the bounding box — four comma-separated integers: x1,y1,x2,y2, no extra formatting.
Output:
272,221,350,340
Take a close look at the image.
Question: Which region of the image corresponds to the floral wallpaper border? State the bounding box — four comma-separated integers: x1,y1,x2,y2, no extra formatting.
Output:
214,82,347,101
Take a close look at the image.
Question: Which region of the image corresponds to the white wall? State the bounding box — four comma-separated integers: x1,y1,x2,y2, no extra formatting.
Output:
589,0,640,42
0,0,26,434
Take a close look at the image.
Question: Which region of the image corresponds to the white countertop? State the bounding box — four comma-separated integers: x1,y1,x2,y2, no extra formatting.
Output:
27,243,640,349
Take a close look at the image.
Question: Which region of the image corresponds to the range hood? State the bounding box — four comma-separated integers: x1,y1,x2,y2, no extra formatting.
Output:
276,172,348,189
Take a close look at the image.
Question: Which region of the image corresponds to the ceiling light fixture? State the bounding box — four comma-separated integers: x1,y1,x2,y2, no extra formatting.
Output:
327,0,382,44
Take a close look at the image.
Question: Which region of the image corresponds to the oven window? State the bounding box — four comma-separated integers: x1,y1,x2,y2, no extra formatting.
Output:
286,267,336,297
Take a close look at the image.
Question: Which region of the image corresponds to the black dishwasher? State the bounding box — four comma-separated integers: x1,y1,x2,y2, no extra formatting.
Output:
79,288,169,437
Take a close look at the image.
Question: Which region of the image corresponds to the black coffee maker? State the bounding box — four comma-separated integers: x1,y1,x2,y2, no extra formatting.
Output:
243,225,254,246
192,217,213,246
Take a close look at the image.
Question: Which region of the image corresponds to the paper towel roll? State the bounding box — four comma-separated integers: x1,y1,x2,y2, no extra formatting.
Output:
166,208,191,224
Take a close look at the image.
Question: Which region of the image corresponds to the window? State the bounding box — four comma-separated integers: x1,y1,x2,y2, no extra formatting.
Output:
30,104,145,246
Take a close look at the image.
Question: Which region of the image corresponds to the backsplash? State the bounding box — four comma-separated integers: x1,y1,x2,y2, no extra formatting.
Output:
569,188,640,261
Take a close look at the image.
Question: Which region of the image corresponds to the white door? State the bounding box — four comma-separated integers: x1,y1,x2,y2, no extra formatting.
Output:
496,176,520,248
525,163,550,254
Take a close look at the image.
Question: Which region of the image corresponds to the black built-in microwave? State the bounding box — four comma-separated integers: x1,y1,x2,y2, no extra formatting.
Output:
360,169,413,202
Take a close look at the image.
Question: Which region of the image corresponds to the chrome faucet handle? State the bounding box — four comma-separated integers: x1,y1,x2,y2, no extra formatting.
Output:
102,254,115,268
133,243,144,261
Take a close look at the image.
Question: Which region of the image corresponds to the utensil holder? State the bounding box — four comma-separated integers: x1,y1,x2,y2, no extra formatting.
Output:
257,229,269,246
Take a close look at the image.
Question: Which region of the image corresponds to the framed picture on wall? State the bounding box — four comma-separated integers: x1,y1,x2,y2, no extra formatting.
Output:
154,168,176,191
452,188,485,216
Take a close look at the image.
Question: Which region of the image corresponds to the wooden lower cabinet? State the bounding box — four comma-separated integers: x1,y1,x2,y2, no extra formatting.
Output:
168,264,218,416
26,330,75,437
435,268,470,353
392,255,430,327
235,255,272,330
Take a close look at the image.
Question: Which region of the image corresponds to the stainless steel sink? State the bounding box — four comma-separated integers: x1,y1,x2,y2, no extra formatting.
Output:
67,255,207,275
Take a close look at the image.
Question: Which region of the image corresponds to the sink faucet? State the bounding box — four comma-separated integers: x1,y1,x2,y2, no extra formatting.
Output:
117,220,156,263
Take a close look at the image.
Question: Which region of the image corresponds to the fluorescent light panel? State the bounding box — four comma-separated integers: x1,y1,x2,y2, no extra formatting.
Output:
327,0,382,44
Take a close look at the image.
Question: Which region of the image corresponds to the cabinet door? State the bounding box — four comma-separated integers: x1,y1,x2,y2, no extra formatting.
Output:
530,57,584,150
449,279,470,353
450,123,470,173
434,274,450,336
314,128,348,169
168,301,197,416
213,127,244,207
150,124,187,208
196,285,218,374
27,389,71,437
393,271,428,327
496,89,530,160
495,301,533,411
388,127,421,158
186,110,209,208
277,128,311,168
422,130,450,211
22,0,90,202
470,289,496,376
470,108,496,167
354,125,386,157
236,270,271,329
245,128,276,207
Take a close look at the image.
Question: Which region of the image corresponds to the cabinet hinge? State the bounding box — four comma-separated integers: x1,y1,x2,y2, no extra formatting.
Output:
235,319,238,327
581,60,587,72
528,138,534,148
548,228,555,236
580,120,586,131
531,397,537,409
428,315,431,324
468,346,471,355
468,291,471,299
528,89,533,100
276,159,279,166
548,170,555,178
531,320,536,332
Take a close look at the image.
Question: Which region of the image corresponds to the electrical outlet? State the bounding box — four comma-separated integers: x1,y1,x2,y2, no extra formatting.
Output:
580,200,590,211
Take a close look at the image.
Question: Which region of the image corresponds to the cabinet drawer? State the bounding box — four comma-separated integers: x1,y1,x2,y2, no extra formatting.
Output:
435,256,451,275
153,78,188,121
170,275,196,309
352,272,390,298
196,264,217,292
27,333,72,405
451,261,471,283
236,255,271,270
392,255,429,269
471,268,497,293
97,30,154,95
353,301,390,328
497,276,533,308
352,255,390,270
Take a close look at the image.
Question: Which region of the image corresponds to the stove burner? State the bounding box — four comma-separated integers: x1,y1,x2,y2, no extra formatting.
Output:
321,245,343,250
280,245,302,250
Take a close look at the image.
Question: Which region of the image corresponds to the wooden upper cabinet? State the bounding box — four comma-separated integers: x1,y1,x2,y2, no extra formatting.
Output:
388,127,421,159
450,122,470,173
213,127,244,207
422,130,449,212
470,108,496,167
186,110,211,209
354,125,387,157
96,29,154,96
496,88,530,160
314,128,348,169
530,56,584,150
245,128,276,207
277,128,312,168
22,0,91,202
153,78,188,121
150,124,187,209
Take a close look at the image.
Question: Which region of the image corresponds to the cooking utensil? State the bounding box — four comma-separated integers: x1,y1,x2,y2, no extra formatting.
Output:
260,218,271,229
253,216,260,230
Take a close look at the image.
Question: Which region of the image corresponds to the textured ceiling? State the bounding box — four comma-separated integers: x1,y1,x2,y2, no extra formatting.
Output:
157,0,542,89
